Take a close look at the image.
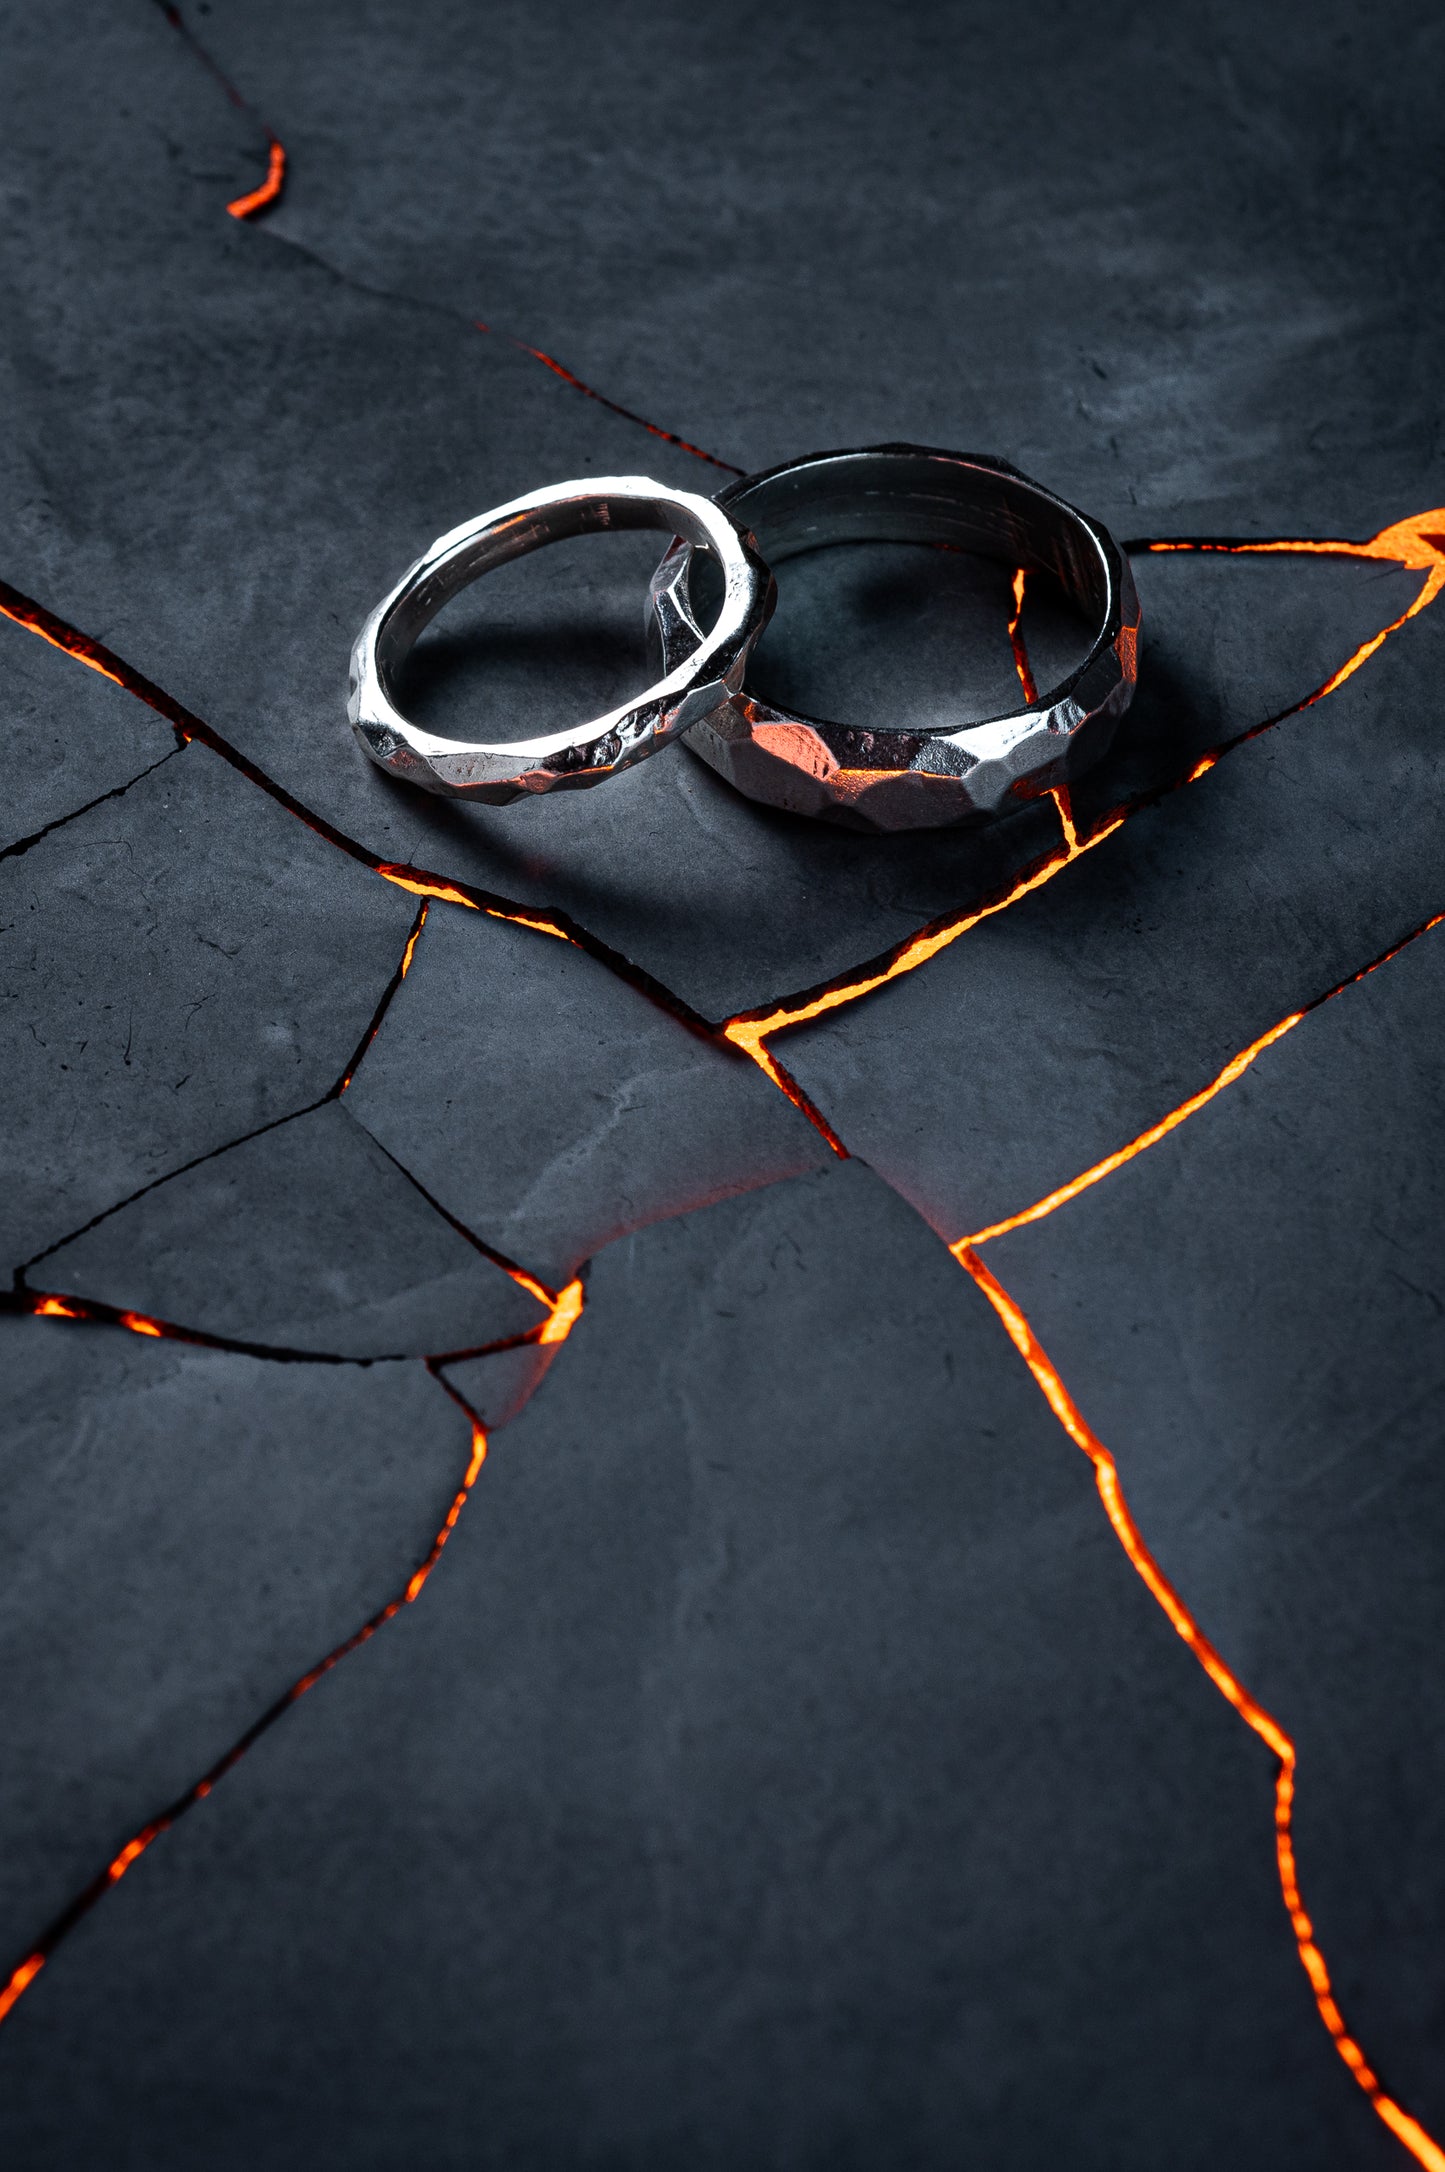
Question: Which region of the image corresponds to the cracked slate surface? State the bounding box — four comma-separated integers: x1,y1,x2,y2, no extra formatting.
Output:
0,612,179,858
344,904,834,1286
38,1100,544,1357
784,585,1445,1242
0,1167,1400,2169
984,917,1445,2145
0,1318,470,1971
0,746,417,1271
2,0,1444,2162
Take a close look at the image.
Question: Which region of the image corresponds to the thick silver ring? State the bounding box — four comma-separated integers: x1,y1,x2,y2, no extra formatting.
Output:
650,445,1141,831
350,476,774,802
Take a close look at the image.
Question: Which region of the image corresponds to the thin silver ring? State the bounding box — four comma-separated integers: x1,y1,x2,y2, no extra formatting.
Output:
649,445,1141,831
350,476,774,802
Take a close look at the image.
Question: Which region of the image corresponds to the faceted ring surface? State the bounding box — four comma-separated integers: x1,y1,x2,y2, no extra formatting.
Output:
350,475,774,802
649,444,1141,832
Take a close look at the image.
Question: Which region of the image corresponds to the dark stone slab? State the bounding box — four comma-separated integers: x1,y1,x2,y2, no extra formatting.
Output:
1070,547,1424,833
782,587,1445,1245
440,1338,562,1434
195,0,1440,538
0,746,417,1270
344,902,833,1285
0,613,179,858
984,919,1445,2142
0,1316,469,1972
39,1100,543,1358
0,1165,1395,2168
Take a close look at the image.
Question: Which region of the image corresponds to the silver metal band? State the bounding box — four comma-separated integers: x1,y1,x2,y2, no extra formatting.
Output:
350,476,774,802
649,445,1141,831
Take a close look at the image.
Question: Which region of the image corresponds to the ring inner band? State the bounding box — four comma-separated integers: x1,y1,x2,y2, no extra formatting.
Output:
688,447,1109,632
376,489,735,699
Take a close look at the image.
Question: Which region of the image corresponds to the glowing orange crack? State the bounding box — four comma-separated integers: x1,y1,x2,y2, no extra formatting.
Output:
336,899,430,1095
227,137,285,221
722,795,1124,1067
961,904,1445,1249
537,1276,585,1343
0,1378,491,2029
719,509,1445,1074
0,582,735,1056
1007,566,1039,705
0,1267,588,2030
154,1,284,223
952,1244,1445,2171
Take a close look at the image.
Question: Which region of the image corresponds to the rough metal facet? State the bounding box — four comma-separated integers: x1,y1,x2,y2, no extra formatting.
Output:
349,474,773,802
652,445,1141,831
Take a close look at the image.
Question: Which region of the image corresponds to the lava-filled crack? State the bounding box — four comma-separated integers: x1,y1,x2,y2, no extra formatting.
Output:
1007,566,1039,705
0,1365,485,2028
335,900,428,1095
155,1,737,470
4,1280,570,1373
718,511,1445,1072
0,578,723,1045
897,875,1445,2166
226,137,286,221
12,51,1445,2123
149,0,285,220
950,1243,1445,2172
960,903,1445,1247
0,1274,587,2034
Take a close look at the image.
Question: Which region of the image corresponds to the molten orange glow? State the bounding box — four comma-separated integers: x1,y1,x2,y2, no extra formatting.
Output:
337,900,429,1094
953,1244,1444,2169
22,1291,177,1341
1008,567,1039,704
377,864,573,946
21,1291,195,1344
397,905,427,981
0,588,148,706
718,506,1445,1079
0,1955,43,2024
962,906,1445,1247
537,1277,585,1345
1048,784,1077,851
722,803,1121,1062
226,136,286,220
0,1401,490,2032
1145,520,1445,715
964,1013,1304,1245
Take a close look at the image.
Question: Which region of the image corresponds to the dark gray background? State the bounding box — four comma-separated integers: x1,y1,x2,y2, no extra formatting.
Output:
1,0,1442,2164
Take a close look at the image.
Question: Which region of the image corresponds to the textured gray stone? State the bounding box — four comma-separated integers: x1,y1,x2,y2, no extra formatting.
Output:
39,1100,543,1358
0,1164,1394,2168
0,613,179,858
0,746,418,1269
345,902,833,1285
0,1317,470,1970
439,1339,563,1434
983,917,1445,2143
194,0,1440,537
